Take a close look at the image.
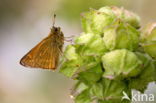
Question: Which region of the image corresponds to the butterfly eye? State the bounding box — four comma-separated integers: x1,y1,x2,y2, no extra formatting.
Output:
54,28,58,32
55,27,61,32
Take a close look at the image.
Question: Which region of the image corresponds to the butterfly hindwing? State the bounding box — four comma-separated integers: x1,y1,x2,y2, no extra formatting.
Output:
20,36,61,70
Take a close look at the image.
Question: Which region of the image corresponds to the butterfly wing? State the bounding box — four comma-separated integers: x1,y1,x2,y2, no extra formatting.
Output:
20,36,62,70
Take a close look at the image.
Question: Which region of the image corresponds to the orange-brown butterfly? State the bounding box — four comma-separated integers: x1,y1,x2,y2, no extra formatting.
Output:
20,14,64,70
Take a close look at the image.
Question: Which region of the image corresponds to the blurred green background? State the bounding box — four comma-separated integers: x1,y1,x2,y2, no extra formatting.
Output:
0,0,156,103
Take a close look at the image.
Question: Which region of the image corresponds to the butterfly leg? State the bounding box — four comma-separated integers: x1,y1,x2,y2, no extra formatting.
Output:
64,39,74,44
64,35,75,39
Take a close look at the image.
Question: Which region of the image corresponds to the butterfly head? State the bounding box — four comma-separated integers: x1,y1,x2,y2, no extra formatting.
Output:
50,14,63,36
50,26,62,35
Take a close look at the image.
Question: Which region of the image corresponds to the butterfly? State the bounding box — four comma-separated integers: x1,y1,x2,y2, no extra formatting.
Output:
20,15,64,70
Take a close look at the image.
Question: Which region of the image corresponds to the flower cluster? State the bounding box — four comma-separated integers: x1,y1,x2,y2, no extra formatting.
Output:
60,6,156,103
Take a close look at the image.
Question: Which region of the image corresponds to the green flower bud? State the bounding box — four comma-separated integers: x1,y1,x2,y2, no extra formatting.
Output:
60,44,104,78
75,33,107,56
141,23,156,59
81,6,116,34
103,21,140,51
64,45,79,60
111,6,140,29
102,49,143,79
75,33,94,44
81,6,140,35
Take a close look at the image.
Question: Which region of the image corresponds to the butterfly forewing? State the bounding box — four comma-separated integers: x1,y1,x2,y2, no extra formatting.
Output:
20,27,64,70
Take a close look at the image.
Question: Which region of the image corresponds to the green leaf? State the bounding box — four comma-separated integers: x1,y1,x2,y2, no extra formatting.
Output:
71,81,88,98
77,62,103,84
75,89,92,103
90,78,131,102
89,80,104,99
98,99,130,103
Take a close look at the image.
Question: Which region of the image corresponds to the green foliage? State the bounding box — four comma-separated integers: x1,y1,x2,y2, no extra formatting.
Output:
60,6,156,103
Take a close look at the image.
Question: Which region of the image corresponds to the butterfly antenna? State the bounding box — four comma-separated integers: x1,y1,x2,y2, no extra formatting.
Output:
52,14,56,27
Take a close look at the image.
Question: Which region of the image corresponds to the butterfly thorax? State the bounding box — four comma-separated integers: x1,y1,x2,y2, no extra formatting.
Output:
49,26,64,45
